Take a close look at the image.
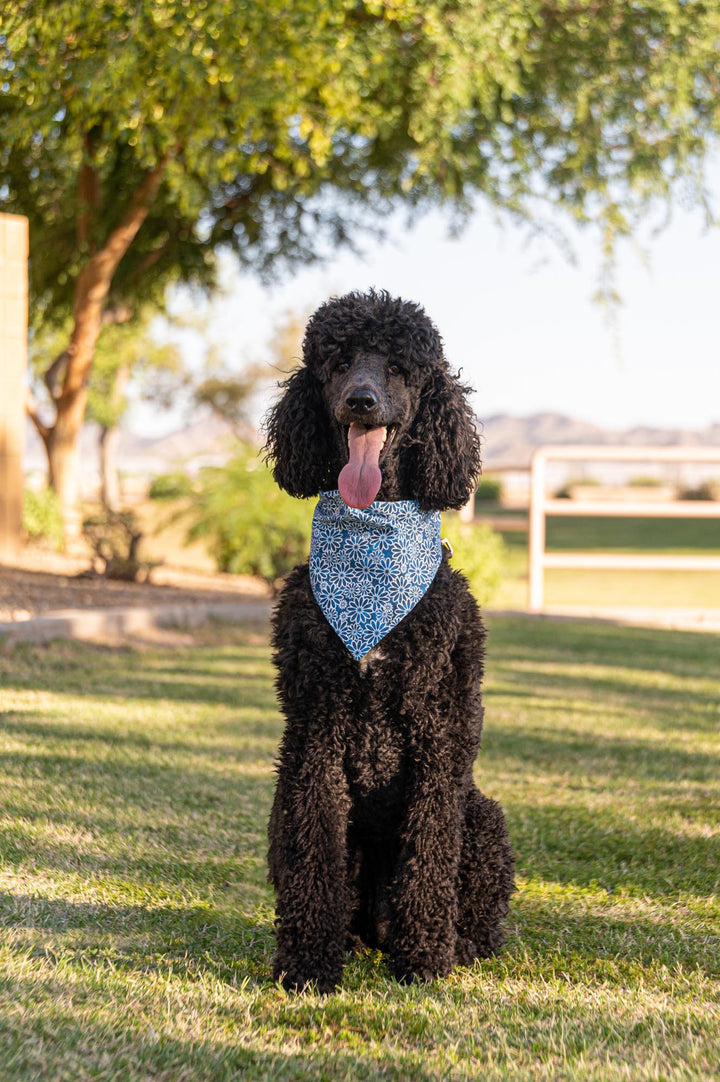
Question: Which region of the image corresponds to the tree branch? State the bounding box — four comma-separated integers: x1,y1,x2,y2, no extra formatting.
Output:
61,151,174,403
122,236,174,285
77,129,101,250
78,150,173,308
26,386,52,443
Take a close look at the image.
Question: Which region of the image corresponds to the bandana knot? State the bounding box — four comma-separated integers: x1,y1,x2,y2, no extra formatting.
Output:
309,490,442,660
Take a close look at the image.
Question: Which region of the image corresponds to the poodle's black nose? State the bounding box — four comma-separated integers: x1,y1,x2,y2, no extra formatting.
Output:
345,387,378,416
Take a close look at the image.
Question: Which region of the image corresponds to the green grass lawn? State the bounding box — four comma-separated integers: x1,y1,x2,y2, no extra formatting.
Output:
483,515,720,610
0,618,718,1080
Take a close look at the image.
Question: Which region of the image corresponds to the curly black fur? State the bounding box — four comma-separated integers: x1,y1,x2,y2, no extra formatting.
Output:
264,290,515,994
265,289,481,510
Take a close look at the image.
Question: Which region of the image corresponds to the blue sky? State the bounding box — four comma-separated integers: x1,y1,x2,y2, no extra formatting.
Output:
129,163,720,436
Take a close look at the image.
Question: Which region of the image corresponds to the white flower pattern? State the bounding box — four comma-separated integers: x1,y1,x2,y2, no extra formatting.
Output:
309,490,442,660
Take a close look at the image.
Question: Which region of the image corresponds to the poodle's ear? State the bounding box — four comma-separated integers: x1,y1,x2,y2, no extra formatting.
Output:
405,367,481,511
264,366,335,497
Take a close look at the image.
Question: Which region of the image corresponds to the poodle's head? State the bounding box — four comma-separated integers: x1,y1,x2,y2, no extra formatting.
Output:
264,289,480,511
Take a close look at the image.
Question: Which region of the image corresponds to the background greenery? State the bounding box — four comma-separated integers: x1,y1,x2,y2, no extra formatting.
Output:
442,516,508,606
149,456,508,602
0,616,717,1080
150,449,314,588
5,0,720,536
21,486,65,551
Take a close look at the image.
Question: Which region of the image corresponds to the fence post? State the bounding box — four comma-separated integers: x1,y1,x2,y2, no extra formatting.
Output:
528,449,546,612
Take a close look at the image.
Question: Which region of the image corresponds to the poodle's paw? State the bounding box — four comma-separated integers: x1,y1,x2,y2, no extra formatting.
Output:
455,925,506,963
453,935,481,966
273,956,341,996
388,950,453,985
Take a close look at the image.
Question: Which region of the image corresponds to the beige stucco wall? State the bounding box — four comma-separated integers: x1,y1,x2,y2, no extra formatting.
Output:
0,213,29,560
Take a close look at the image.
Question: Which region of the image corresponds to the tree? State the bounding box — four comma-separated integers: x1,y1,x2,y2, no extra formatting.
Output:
85,314,185,510
2,1,719,537
28,309,186,513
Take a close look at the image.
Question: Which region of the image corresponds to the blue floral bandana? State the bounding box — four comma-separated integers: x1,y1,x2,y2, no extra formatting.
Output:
309,490,442,660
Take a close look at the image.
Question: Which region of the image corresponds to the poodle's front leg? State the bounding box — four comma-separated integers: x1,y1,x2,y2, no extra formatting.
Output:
389,756,462,983
271,732,350,994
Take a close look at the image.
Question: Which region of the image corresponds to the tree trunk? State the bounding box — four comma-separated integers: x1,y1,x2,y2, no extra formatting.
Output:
30,155,170,545
50,303,98,544
99,426,122,511
46,412,85,548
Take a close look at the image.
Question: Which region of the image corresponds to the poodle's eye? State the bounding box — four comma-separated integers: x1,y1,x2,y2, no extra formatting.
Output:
335,361,351,374
388,363,402,376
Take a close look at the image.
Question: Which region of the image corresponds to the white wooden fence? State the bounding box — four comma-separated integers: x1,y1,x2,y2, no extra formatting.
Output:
528,445,720,612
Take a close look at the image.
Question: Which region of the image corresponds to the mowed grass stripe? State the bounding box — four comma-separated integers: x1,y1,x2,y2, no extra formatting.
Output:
0,619,718,1081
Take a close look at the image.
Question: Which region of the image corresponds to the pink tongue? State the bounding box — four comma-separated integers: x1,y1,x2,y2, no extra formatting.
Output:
338,424,386,509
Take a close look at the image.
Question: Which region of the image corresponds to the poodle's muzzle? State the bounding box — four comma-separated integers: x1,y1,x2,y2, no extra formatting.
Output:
326,352,413,437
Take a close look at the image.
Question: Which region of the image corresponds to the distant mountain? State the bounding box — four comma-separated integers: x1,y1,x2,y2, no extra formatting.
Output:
479,412,720,468
24,411,720,479
24,414,245,479
119,414,242,465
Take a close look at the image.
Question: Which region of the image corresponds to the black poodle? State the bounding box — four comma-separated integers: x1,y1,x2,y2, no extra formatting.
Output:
264,289,514,993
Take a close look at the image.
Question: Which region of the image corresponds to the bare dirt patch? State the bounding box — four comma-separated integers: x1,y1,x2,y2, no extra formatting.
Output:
0,547,270,623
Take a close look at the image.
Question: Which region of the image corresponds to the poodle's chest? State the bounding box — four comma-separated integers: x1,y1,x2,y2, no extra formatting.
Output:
344,709,408,799
342,658,419,797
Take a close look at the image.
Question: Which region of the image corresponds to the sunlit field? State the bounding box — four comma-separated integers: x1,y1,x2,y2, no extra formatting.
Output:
484,514,720,611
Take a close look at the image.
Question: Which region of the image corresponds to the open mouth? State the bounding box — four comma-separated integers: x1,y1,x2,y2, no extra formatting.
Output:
378,424,398,462
341,423,398,463
338,423,399,509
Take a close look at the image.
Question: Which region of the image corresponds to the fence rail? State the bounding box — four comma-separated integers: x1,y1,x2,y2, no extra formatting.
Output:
528,445,720,612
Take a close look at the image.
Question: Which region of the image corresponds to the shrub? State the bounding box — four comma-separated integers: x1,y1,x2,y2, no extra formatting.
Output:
679,481,719,501
183,446,313,588
82,509,158,581
148,471,194,501
155,447,507,599
475,477,503,503
554,476,599,498
22,487,64,549
441,517,507,606
629,475,664,487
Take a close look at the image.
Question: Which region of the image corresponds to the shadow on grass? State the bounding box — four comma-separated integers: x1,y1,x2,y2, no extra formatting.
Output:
0,996,434,1082
0,702,277,902
0,825,273,899
486,616,720,677
2,619,719,1029
508,893,720,979
488,664,720,727
489,720,719,782
0,796,275,904
0,733,277,791
0,890,274,989
1,637,276,709
505,798,720,900
0,710,282,760
2,882,717,1019
4,672,275,709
